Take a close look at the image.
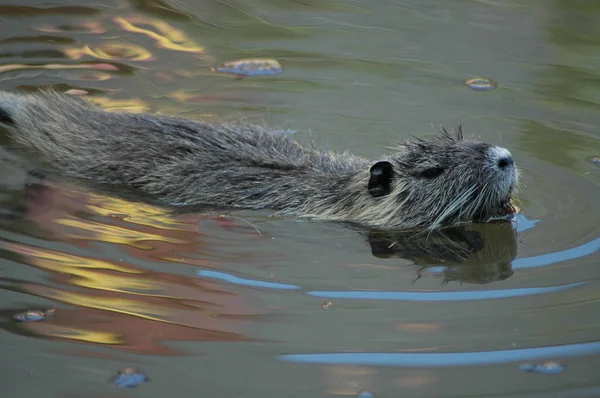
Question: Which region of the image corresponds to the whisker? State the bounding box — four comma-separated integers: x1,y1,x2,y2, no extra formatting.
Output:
430,184,477,230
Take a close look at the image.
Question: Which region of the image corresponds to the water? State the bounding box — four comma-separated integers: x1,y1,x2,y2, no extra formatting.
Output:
1,0,600,397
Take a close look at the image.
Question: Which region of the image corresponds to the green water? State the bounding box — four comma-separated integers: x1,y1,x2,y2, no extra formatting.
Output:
0,0,599,397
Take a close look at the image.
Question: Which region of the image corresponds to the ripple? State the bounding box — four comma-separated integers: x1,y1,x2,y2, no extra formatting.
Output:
167,89,258,106
421,214,599,273
278,340,600,367
35,21,107,34
53,216,186,249
0,5,102,17
305,282,585,302
0,182,265,354
197,269,301,290
63,71,115,81
513,237,600,270
0,35,76,45
85,97,152,112
0,50,66,60
0,62,121,75
113,16,204,54
65,43,154,62
0,237,255,354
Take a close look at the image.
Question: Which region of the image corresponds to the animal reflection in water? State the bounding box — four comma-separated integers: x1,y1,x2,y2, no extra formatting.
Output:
6,171,517,286
358,221,517,284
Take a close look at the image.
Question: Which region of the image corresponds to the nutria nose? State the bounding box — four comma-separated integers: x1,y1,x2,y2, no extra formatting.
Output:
497,156,514,169
489,147,514,170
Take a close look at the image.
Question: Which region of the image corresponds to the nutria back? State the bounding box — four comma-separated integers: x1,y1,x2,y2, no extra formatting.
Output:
0,90,519,229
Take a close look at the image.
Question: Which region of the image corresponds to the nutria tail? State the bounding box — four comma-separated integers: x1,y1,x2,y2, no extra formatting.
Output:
0,90,519,230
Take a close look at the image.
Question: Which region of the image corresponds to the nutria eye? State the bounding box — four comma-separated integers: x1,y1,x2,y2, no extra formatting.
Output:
420,167,444,179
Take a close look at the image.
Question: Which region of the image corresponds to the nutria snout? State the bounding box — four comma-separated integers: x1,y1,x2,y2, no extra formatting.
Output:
0,90,519,229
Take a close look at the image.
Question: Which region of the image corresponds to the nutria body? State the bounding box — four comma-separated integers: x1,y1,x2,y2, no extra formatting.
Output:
0,90,518,229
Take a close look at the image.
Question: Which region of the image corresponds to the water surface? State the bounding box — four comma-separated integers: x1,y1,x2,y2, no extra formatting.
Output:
1,0,600,397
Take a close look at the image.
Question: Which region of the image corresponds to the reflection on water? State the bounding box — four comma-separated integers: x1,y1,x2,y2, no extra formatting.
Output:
113,16,205,54
1,179,262,355
305,281,586,302
279,340,600,367
0,0,600,397
360,222,518,284
64,42,155,62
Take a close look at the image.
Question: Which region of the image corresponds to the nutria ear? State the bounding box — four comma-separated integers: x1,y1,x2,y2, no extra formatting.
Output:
0,107,14,126
368,161,394,198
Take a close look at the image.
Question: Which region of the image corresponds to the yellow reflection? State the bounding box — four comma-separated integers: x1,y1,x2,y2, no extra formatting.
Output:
68,71,114,81
168,90,224,110
114,16,204,53
65,43,154,62
170,89,203,103
4,242,140,274
4,242,163,296
70,269,160,294
49,289,173,323
46,326,123,345
0,63,119,74
84,193,190,232
55,217,185,248
86,96,151,113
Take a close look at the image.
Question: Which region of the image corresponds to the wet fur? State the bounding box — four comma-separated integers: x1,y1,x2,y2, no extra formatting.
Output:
0,90,517,229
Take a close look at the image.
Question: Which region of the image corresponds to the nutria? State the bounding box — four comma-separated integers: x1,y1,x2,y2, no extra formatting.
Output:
0,90,518,229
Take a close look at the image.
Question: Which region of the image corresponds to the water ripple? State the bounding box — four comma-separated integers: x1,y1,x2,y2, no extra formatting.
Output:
196,267,586,300
305,282,586,301
197,269,301,290
278,340,600,367
113,16,204,54
0,5,102,17
513,237,600,270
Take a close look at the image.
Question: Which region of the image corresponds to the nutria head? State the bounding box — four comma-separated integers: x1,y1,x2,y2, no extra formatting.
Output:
363,126,518,229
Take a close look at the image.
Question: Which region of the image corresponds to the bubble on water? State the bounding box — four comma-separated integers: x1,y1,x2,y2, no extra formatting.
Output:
587,156,600,167
13,309,56,322
112,368,149,388
518,361,564,374
465,77,497,91
212,59,283,77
